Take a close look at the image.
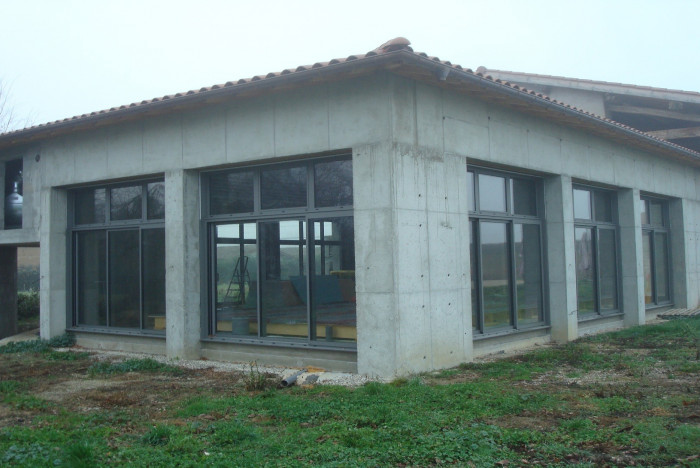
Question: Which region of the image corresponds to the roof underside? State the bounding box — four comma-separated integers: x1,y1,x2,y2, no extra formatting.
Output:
2,38,699,167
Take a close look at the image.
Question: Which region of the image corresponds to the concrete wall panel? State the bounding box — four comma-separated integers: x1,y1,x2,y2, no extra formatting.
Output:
274,86,330,156
226,96,275,163
183,107,226,168
107,122,144,177
142,114,183,173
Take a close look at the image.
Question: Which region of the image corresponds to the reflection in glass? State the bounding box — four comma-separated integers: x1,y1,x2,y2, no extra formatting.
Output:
312,217,356,342
643,232,653,304
215,223,258,335
480,222,511,328
594,191,612,222
314,160,353,208
655,233,669,302
75,188,106,225
209,171,254,215
640,199,649,225
260,220,307,337
147,182,165,220
650,201,664,227
573,189,591,220
111,186,142,221
478,174,506,212
470,221,479,330
261,166,307,209
511,179,537,216
142,228,166,330
514,224,542,324
575,227,595,315
599,229,618,311
468,171,475,212
77,231,106,325
109,230,140,327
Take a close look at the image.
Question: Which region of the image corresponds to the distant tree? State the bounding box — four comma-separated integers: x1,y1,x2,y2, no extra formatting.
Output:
0,80,30,133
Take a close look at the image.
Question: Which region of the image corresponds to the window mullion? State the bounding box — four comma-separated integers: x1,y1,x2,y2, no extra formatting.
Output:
593,227,602,314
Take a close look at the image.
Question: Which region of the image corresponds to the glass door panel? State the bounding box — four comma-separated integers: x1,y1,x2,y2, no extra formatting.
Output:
575,227,596,315
312,217,356,342
214,223,258,336
514,224,542,325
654,232,669,302
108,230,140,328
260,220,307,338
480,222,512,328
643,232,653,304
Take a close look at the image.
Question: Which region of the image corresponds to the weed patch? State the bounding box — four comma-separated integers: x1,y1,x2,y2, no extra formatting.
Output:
88,358,182,376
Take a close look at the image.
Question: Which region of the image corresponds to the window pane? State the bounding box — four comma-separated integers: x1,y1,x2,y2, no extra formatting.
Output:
511,178,537,216
75,188,106,225
480,222,511,328
110,186,142,221
470,220,479,331
467,171,475,212
643,232,653,305
312,217,356,342
76,231,106,325
575,227,595,315
478,174,506,212
599,229,618,311
146,182,165,220
640,199,649,225
142,228,166,331
209,171,254,215
109,230,140,327
650,201,665,227
261,166,307,210
573,189,591,220
314,159,353,208
215,223,258,336
514,224,542,325
594,191,612,222
655,232,669,302
260,220,307,337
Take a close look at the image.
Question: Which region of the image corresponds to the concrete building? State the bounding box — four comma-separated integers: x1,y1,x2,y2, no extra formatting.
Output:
1,37,699,377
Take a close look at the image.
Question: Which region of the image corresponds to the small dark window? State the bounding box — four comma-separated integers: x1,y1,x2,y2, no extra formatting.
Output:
594,191,612,222
146,182,165,220
261,165,307,209
209,171,254,215
110,186,142,221
314,159,353,208
573,188,591,220
467,171,475,212
478,174,506,212
649,201,665,227
75,188,106,225
511,178,537,216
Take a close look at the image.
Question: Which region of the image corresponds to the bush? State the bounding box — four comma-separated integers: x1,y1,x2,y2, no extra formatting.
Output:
17,289,39,320
0,333,75,354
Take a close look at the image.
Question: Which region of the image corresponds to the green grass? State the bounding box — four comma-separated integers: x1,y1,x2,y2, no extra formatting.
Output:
0,318,698,466
0,334,75,354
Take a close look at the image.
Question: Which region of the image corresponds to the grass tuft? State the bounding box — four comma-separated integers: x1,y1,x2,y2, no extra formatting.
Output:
88,358,182,376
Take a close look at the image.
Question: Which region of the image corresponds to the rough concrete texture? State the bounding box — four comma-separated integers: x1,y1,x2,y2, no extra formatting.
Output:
0,246,17,339
39,188,67,339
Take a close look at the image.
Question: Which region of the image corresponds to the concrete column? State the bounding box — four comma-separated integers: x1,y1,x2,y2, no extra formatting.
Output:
39,188,68,338
0,246,18,339
545,175,578,342
669,198,690,308
618,188,645,326
164,169,201,359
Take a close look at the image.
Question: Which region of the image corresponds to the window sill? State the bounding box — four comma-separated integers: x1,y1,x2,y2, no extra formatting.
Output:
67,327,166,339
473,324,550,341
202,335,357,353
577,311,624,323
645,302,674,311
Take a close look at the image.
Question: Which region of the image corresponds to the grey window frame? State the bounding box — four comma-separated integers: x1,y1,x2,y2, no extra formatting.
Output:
468,166,547,336
69,179,165,335
202,155,356,351
641,196,672,308
573,184,622,319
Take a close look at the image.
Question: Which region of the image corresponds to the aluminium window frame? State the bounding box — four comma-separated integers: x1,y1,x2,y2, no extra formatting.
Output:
641,196,673,308
468,166,548,336
69,179,165,335
572,184,622,320
201,154,356,351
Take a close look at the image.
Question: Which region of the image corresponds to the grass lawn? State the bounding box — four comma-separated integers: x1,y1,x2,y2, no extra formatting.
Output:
1,319,699,467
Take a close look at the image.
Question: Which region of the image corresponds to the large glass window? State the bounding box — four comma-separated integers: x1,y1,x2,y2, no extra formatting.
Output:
469,168,545,334
72,180,165,332
573,186,619,318
205,156,355,346
641,197,671,306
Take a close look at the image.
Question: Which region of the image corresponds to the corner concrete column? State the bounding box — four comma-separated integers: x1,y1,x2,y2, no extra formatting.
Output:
618,188,645,326
669,198,690,308
39,188,68,338
164,169,201,360
545,175,578,342
0,247,18,339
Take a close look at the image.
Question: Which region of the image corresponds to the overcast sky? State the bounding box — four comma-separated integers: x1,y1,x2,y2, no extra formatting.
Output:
1,0,698,131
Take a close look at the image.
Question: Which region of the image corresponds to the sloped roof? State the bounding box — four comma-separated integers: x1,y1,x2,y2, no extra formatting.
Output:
1,37,699,165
